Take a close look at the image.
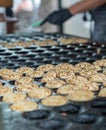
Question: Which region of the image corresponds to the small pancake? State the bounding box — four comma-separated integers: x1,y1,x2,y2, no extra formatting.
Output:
45,79,65,89
88,73,106,82
0,87,13,96
75,62,93,70
0,82,3,87
93,59,106,67
68,90,94,102
10,100,38,112
79,69,97,77
55,63,74,71
98,88,106,97
28,88,52,99
76,81,99,91
57,84,77,95
36,64,54,72
41,70,57,83
16,83,39,93
56,70,75,79
3,92,27,103
16,67,34,75
15,77,34,85
0,69,13,76
41,95,67,106
29,70,44,78
66,75,88,85
2,72,22,80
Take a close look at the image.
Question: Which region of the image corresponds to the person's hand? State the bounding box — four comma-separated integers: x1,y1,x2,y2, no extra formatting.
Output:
40,9,73,25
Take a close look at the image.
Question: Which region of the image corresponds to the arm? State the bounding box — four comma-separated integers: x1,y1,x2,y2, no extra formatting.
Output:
40,0,106,25
69,0,106,15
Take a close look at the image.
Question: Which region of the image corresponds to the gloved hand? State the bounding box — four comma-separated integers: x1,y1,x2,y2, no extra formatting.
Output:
40,9,73,25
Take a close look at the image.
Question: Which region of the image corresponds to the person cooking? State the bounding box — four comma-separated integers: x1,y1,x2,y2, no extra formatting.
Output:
40,0,106,42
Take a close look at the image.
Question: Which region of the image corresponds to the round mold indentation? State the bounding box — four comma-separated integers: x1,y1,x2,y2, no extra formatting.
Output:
2,56,12,60
49,48,60,52
41,55,54,59
23,110,50,120
67,43,78,47
15,51,28,55
17,59,26,63
43,59,52,64
91,52,96,56
25,61,35,66
53,103,80,114
85,57,98,63
24,47,37,50
91,98,106,108
93,54,103,59
57,58,70,63
52,55,60,60
42,52,53,57
101,44,106,48
75,57,87,62
69,113,97,124
6,63,15,68
65,46,76,50
33,64,40,69
69,59,83,65
83,49,95,54
52,61,63,65
76,54,88,58
8,48,22,51
87,46,98,50
99,50,106,55
36,118,66,129
13,65,21,69
16,62,27,66
30,57,44,62
102,110,106,115
25,54,36,58
78,43,89,47
8,80,15,85
26,64,36,68
10,55,19,59
73,47,85,51
0,52,12,56
0,75,2,79
67,53,78,58
0,49,6,52
0,59,8,64
0,57,2,61
75,49,85,53
34,49,45,53
34,77,42,82
0,96,3,101
102,55,106,59
59,45,68,49
39,46,52,49
58,50,69,55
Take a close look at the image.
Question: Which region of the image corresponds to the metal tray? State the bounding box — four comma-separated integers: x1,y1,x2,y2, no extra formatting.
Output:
0,33,106,130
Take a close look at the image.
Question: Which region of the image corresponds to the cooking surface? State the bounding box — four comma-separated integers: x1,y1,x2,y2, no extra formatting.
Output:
0,33,106,69
0,33,106,130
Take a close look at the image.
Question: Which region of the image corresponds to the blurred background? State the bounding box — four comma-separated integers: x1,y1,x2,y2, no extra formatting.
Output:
1,0,94,39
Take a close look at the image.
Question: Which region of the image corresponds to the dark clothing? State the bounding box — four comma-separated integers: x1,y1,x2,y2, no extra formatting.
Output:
91,4,106,42
6,8,13,17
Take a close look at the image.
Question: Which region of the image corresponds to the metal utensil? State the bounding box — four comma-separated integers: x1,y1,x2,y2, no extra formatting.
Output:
25,21,42,33
31,21,42,27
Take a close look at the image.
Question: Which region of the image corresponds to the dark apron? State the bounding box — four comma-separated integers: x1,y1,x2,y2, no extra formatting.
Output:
91,4,106,42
